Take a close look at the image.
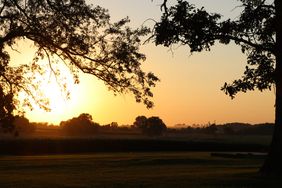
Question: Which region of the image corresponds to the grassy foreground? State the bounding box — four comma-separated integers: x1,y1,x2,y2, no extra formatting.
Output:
0,152,281,187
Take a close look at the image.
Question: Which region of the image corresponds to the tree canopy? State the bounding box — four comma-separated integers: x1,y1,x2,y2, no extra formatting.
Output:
151,0,282,175
0,0,159,130
134,115,167,136
152,0,275,97
133,115,147,129
60,113,100,135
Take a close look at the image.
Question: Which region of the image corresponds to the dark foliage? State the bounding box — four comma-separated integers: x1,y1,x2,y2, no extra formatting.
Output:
171,123,274,136
144,117,167,136
13,115,36,134
133,115,147,129
60,113,100,135
0,87,14,132
0,0,159,129
134,116,167,136
202,124,218,135
152,0,275,97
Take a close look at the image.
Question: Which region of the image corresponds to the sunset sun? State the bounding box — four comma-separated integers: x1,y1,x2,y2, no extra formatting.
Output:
41,79,72,113
25,63,80,124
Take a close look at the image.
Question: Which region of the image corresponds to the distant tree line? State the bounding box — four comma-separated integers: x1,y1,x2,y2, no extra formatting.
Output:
0,116,37,136
58,114,167,137
169,123,274,136
1,113,273,137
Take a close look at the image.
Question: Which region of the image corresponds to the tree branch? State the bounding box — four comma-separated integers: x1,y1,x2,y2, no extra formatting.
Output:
0,27,25,46
160,0,168,14
214,34,275,54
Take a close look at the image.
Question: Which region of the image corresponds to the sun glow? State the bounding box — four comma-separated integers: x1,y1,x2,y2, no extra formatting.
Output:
7,39,87,125
24,60,82,124
41,77,73,113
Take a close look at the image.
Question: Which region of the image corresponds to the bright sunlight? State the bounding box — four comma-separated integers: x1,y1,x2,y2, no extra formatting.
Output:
27,62,80,124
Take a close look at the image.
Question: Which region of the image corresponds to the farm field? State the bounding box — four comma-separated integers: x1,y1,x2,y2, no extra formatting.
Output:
0,152,281,188
0,136,270,155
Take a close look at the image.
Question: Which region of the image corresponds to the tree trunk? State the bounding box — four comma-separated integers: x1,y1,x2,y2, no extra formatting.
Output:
260,0,282,175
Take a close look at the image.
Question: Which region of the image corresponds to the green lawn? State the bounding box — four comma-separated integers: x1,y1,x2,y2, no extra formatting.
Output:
0,152,281,187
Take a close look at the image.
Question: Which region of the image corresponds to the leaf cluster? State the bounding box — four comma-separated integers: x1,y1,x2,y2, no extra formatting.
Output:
133,115,167,136
0,0,159,124
152,0,276,98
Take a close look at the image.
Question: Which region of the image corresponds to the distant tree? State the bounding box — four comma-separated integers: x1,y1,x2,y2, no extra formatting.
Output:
31,122,50,129
144,116,167,136
134,116,167,136
110,122,118,128
0,0,159,130
203,124,218,135
13,116,35,135
60,113,100,135
133,115,147,129
101,122,119,131
152,0,281,175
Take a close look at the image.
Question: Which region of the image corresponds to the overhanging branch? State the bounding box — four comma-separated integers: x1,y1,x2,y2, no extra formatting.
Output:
213,34,275,54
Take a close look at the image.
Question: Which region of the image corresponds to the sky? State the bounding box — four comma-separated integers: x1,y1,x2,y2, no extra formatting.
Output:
22,0,275,127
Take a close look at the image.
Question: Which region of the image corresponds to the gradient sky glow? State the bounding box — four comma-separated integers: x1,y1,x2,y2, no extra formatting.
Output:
24,0,275,126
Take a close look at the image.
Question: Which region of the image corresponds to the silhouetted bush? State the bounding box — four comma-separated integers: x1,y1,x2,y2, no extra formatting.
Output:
133,116,147,129
202,124,218,135
102,122,119,131
170,122,274,136
13,116,36,134
134,116,167,136
60,113,100,135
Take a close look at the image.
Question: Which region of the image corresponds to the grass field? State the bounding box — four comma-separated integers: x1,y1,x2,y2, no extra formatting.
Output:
0,152,281,188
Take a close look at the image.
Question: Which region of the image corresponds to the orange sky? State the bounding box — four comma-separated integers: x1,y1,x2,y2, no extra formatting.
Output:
17,0,275,126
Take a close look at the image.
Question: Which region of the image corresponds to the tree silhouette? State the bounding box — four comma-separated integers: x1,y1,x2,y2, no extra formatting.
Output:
133,115,148,129
145,116,167,136
152,0,280,175
13,115,35,135
0,0,159,128
0,87,15,132
60,113,100,135
134,116,167,136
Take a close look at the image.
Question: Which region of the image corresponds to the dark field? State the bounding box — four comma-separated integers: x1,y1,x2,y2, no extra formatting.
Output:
0,128,272,155
0,133,279,187
0,152,281,188
0,136,270,155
